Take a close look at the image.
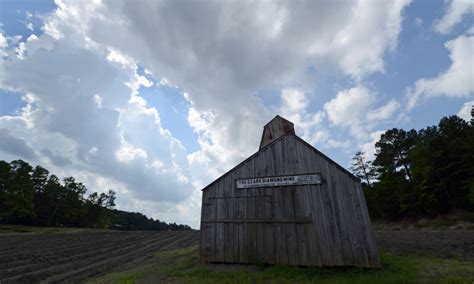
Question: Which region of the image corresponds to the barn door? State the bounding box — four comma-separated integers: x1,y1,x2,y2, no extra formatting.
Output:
201,195,274,264
239,195,274,264
202,189,312,265
272,187,314,266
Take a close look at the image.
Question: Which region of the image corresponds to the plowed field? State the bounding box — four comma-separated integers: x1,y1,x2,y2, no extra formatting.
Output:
0,230,199,283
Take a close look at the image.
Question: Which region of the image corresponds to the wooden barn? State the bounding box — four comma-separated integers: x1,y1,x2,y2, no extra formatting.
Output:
199,115,380,268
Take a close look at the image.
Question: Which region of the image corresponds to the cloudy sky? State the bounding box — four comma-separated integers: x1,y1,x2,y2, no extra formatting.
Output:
0,0,473,228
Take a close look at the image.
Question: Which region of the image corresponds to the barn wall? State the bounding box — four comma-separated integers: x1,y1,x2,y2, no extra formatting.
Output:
200,134,380,267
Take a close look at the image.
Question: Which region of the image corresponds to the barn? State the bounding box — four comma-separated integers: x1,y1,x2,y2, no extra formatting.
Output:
199,115,380,268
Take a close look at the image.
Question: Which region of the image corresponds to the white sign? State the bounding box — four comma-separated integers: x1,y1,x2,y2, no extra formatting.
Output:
236,174,321,189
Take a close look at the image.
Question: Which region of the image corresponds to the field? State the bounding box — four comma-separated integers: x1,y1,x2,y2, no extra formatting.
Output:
0,228,199,283
1,226,473,283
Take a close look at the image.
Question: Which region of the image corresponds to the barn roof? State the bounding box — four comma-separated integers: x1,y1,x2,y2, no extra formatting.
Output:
201,125,360,192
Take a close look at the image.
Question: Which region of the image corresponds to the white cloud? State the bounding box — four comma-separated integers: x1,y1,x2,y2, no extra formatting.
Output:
281,88,308,113
367,99,400,121
434,0,473,34
0,29,194,225
0,33,7,58
323,0,412,80
361,130,385,161
40,0,410,164
279,89,330,146
277,88,354,153
115,141,148,163
0,0,413,227
457,100,474,121
324,85,400,141
26,22,34,31
406,33,474,110
325,85,375,127
415,17,423,27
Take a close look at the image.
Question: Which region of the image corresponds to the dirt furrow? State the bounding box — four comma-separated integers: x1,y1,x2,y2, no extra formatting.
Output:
0,231,183,283
0,232,123,255
45,231,200,283
0,233,94,251
0,232,156,271
0,232,166,278
0,233,135,265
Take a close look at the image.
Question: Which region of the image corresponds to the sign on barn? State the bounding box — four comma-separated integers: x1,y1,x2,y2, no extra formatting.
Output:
199,115,380,268
236,174,322,189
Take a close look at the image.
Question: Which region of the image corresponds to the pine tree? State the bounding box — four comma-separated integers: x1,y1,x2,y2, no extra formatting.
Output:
350,151,376,186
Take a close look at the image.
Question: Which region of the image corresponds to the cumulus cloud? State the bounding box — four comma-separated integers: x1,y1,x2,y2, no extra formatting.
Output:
457,100,474,121
0,128,37,160
0,0,413,227
434,0,473,34
361,130,385,161
367,99,400,121
279,88,336,148
406,32,474,110
0,30,192,222
324,85,399,140
325,86,375,127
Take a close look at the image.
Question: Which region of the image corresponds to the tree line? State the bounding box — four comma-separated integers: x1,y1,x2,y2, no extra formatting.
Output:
351,114,474,220
0,160,191,230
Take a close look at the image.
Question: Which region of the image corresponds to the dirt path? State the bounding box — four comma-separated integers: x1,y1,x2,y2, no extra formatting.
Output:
374,230,474,261
0,230,199,283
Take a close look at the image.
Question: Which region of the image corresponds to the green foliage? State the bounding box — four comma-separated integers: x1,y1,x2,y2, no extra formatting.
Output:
355,115,474,220
0,159,191,231
0,160,35,224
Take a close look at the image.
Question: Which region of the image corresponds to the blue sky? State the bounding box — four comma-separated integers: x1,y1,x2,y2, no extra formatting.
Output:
0,0,473,228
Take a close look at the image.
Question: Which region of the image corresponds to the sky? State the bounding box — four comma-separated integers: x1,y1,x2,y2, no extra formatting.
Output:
0,0,473,228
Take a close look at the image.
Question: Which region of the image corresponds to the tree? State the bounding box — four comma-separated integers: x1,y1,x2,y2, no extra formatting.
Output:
0,159,191,230
371,129,420,217
84,190,116,228
373,128,417,181
3,160,35,223
435,116,473,211
471,104,473,125
0,161,12,223
62,177,87,226
32,166,50,225
350,151,376,186
44,175,63,226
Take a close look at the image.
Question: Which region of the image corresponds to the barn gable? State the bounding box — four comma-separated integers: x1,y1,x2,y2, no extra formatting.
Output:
200,116,380,268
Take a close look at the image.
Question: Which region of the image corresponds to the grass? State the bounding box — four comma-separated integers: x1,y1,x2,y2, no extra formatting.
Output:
90,246,474,284
0,225,101,234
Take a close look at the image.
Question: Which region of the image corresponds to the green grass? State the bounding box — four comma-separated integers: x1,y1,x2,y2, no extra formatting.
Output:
90,246,474,284
0,225,101,234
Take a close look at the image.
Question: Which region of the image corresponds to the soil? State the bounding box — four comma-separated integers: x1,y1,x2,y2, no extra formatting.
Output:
0,230,199,283
1,229,472,283
374,230,474,261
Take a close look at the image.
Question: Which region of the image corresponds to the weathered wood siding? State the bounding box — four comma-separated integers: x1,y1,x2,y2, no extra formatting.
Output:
259,115,295,150
200,134,380,268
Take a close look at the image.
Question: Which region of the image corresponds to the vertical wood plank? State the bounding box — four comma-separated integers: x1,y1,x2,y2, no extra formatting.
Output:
215,181,225,262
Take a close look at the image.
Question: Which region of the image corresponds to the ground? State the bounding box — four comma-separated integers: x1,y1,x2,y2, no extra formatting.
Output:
0,227,198,283
0,225,473,283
